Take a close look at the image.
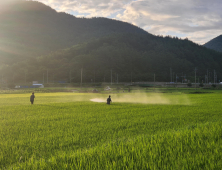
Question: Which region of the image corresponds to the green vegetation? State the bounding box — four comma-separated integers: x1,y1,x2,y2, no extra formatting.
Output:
1,89,222,169
1,1,222,84
2,33,222,84
212,84,217,88
0,1,146,65
1,2,222,168
204,35,222,53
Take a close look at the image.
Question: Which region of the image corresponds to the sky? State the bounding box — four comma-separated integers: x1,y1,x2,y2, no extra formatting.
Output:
2,0,222,44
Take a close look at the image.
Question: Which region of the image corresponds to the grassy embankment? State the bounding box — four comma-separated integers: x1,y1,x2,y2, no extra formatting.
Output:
0,90,222,169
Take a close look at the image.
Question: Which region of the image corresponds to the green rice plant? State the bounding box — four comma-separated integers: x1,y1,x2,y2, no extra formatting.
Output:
8,122,222,169
0,92,222,169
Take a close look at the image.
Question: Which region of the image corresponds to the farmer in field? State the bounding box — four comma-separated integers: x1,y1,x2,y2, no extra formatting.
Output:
30,92,35,104
107,95,112,104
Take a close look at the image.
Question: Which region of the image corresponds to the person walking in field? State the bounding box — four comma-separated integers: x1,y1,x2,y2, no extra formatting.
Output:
30,92,35,104
107,95,112,104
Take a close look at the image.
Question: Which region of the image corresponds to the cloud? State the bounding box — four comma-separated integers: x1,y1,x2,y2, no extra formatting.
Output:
116,0,222,44
0,0,19,4
34,0,222,44
37,0,132,17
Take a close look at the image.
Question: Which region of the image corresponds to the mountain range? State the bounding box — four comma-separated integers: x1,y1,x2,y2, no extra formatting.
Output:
0,1,147,64
204,35,222,53
0,1,222,84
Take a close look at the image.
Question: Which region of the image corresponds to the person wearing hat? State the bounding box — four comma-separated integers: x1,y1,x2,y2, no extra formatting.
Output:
107,95,112,104
30,92,35,104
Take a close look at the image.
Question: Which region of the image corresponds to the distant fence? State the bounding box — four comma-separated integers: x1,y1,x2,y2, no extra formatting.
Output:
124,82,222,88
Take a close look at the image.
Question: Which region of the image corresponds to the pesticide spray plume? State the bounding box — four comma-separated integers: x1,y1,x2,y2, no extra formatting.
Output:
90,98,105,103
90,91,191,105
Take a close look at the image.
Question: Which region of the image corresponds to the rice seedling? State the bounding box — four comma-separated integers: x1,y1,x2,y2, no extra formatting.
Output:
0,91,222,169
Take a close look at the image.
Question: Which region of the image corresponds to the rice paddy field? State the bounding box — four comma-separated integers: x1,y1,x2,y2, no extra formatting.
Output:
1,88,222,169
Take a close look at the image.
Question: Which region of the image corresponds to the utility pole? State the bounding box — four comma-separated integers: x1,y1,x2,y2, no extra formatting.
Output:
207,69,208,84
195,67,197,90
69,70,71,83
131,72,132,84
116,73,117,84
81,68,83,87
182,72,183,83
209,72,211,83
176,74,177,83
117,74,118,84
94,70,95,83
170,67,172,82
154,73,155,83
214,70,216,84
47,69,48,84
111,69,112,85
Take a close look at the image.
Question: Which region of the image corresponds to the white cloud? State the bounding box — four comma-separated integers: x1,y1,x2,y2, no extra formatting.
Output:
35,0,222,44
37,0,132,17
116,0,222,44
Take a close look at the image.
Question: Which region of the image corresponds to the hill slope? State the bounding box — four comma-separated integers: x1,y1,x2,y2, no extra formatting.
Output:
2,34,222,83
1,1,222,83
204,35,222,53
0,1,147,64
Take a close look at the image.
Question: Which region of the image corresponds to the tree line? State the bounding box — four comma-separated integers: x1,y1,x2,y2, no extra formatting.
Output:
1,33,222,85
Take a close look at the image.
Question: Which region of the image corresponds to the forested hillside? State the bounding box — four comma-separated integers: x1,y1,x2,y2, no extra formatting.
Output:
2,34,222,84
204,35,222,53
1,1,222,84
0,1,147,64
